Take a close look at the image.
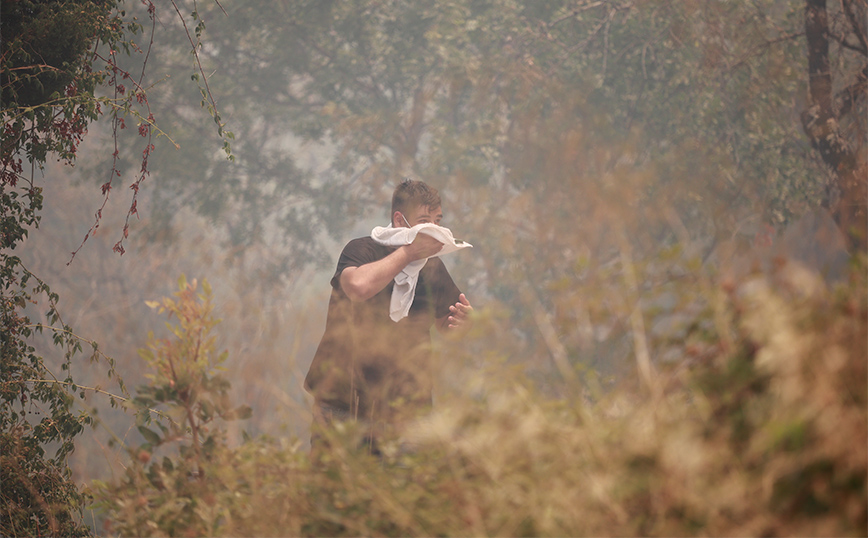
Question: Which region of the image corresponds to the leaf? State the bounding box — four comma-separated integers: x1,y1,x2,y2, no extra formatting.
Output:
224,405,252,421
137,425,161,445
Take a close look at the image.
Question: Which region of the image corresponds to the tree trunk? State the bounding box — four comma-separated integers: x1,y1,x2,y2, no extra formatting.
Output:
802,0,868,253
395,84,432,177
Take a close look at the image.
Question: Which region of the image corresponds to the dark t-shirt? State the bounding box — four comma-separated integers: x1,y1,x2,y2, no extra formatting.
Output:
304,237,460,420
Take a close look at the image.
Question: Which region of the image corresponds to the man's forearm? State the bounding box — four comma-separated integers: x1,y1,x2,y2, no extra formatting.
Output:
340,246,414,302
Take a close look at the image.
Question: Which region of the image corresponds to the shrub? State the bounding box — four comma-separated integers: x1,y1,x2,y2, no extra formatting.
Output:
95,262,867,537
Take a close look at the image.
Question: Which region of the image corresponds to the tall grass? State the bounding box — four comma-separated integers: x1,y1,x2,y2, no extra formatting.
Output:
93,258,866,537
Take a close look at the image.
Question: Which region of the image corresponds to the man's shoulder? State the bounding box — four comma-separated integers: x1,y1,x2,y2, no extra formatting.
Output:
344,236,376,247
339,236,393,263
341,236,380,254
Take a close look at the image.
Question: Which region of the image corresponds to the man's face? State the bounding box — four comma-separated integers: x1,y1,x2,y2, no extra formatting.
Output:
400,204,442,227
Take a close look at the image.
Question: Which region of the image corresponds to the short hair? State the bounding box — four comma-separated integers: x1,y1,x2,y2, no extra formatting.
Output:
391,177,441,215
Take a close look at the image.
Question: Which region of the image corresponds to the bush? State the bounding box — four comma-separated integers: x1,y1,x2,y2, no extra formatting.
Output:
94,263,867,536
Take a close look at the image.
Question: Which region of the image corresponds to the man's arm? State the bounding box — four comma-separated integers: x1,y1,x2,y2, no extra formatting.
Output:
340,234,443,302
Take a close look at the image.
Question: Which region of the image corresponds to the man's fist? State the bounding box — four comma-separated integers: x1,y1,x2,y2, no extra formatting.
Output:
406,232,444,261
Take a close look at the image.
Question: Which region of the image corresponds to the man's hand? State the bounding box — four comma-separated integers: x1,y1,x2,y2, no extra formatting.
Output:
404,232,443,261
446,293,473,330
340,233,444,302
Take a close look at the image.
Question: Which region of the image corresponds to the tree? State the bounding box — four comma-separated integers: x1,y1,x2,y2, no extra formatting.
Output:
1,0,230,534
90,0,858,387
20,0,857,403
802,0,867,252
1,3,125,533
241,0,841,378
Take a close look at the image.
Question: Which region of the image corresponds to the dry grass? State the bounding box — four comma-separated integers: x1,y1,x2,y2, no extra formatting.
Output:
93,258,867,537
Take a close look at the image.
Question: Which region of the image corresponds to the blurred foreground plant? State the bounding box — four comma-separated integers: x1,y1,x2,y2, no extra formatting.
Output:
2,0,235,534
135,276,252,472
95,263,866,537
1,257,111,537
93,276,256,536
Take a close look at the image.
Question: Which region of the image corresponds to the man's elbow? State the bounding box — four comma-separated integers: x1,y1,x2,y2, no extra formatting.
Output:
343,285,371,302
340,271,375,302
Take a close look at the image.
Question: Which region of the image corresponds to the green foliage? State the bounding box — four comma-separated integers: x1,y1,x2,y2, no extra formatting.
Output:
1,1,235,535
134,276,252,466
95,263,866,537
120,1,853,375
1,179,103,536
1,2,142,532
1,432,91,538
0,265,95,536
94,276,255,535
82,0,861,317
5,1,865,535
2,0,234,254
1,0,129,181
1,0,119,107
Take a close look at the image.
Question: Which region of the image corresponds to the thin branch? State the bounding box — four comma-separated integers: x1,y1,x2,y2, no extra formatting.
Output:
827,29,868,55
24,324,115,364
169,0,225,130
842,0,868,56
602,7,613,81
836,63,868,117
617,230,660,400
17,261,130,397
137,2,158,85
24,379,176,425
68,5,174,261
212,0,228,16
726,31,804,73
548,13,609,77
547,1,606,28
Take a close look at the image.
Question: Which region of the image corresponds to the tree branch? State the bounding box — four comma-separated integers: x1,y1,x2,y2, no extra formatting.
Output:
805,0,833,121
826,29,868,55
547,0,606,28
842,0,868,56
836,63,868,117
24,379,174,424
803,0,867,252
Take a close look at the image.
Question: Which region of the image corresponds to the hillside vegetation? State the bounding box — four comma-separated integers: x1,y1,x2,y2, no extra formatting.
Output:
94,259,867,537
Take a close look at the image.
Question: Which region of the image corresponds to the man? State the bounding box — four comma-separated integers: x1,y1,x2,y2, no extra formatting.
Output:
304,178,473,455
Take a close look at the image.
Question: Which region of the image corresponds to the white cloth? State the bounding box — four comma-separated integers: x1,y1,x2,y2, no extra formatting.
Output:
370,223,472,322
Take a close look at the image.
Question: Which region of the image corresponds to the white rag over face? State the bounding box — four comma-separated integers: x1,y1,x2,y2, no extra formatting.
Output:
370,223,472,321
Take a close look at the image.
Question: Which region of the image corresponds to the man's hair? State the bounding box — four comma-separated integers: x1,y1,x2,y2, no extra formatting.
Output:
391,177,441,215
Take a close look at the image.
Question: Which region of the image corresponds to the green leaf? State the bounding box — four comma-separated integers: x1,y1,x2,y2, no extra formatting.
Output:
137,425,161,445
224,405,253,421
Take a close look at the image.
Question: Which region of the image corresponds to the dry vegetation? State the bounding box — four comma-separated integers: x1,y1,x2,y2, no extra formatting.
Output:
92,255,867,537
4,2,866,537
